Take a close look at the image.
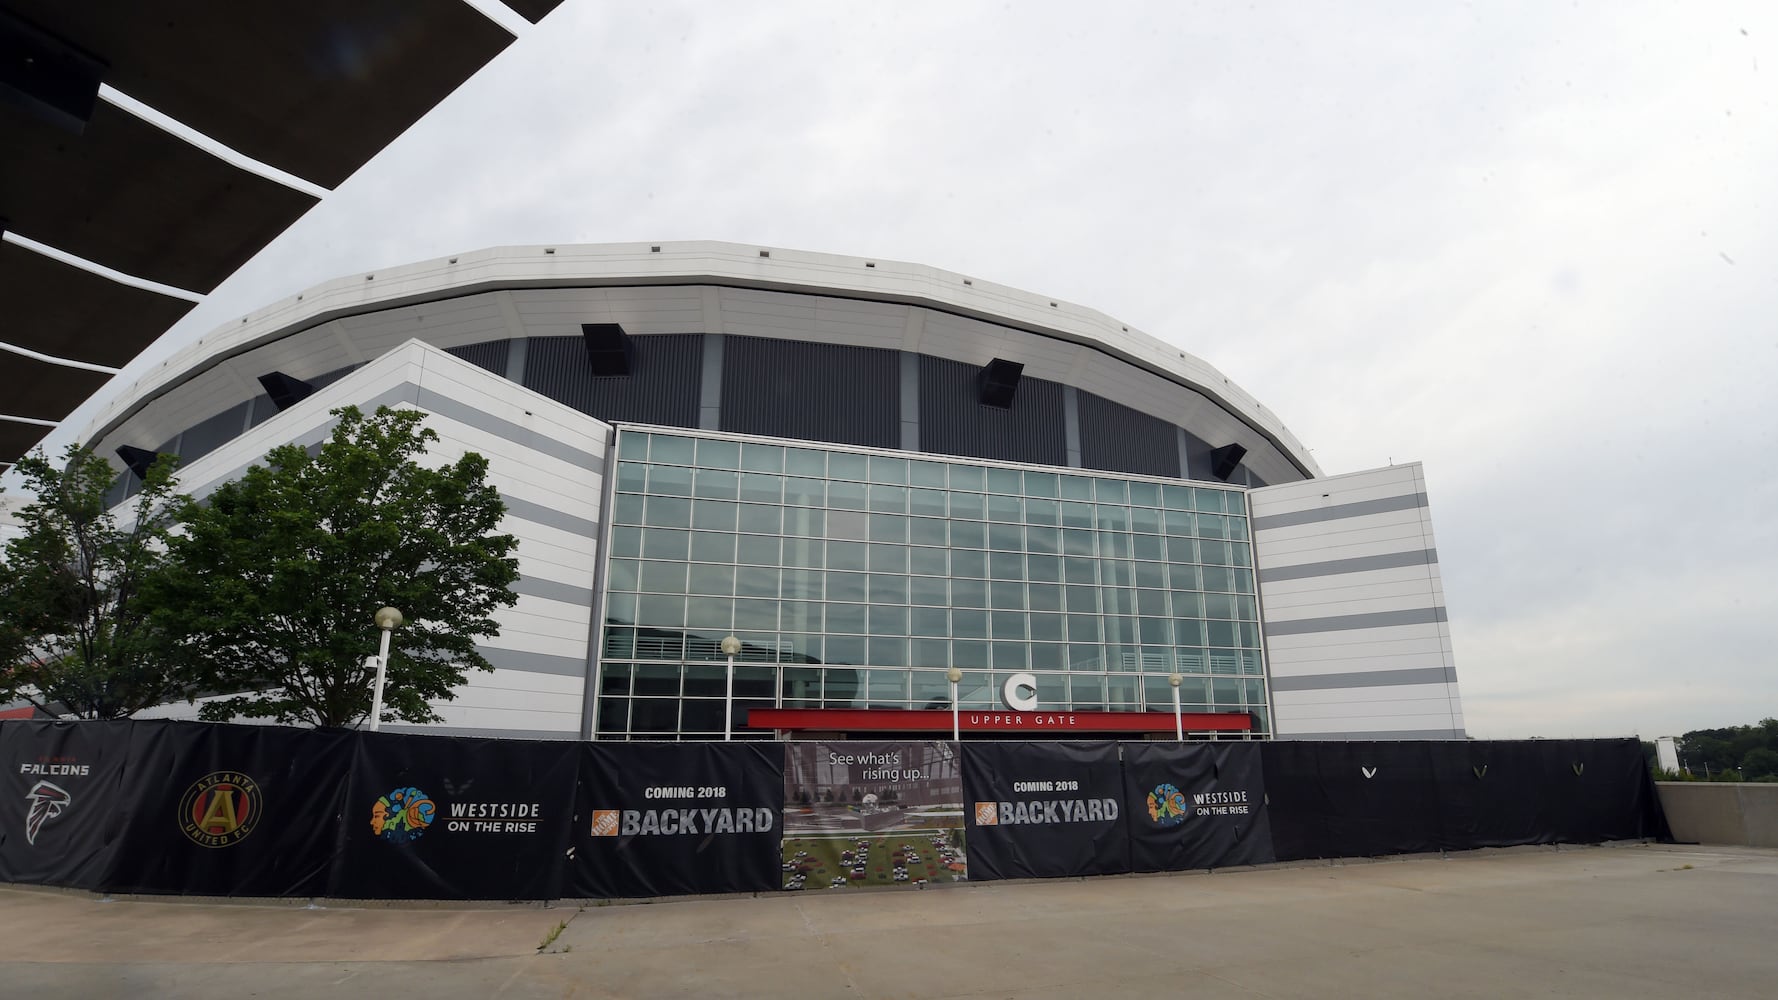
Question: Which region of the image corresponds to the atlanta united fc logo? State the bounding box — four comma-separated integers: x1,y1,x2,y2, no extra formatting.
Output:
178,771,262,848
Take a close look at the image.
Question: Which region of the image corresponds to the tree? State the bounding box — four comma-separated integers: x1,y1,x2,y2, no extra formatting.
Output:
150,405,520,728
0,446,186,718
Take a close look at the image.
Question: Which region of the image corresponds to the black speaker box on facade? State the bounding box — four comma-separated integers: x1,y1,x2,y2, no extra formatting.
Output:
582,323,633,376
258,372,316,412
114,445,162,480
1210,443,1247,481
977,358,1023,409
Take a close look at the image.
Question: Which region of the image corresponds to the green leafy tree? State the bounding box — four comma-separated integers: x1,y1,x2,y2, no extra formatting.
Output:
0,446,186,718
150,405,520,728
1741,748,1778,781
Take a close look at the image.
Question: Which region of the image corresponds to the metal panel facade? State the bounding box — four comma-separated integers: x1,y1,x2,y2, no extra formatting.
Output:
719,335,899,448
522,333,702,428
1077,391,1181,478
917,354,1068,466
445,339,511,376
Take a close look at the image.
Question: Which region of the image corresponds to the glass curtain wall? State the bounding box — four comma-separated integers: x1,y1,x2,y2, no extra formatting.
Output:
596,428,1267,739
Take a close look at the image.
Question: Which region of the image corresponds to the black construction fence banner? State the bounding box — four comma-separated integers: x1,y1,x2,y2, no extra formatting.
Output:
1121,742,1274,872
1430,738,1670,848
781,740,967,892
101,720,354,897
0,719,133,889
327,731,579,900
1262,740,1443,861
567,741,785,898
962,741,1129,881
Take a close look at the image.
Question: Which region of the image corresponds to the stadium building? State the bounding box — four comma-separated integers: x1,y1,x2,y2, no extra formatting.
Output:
76,243,1465,742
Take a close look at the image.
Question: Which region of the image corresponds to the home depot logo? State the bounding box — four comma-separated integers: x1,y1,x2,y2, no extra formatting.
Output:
589,807,773,836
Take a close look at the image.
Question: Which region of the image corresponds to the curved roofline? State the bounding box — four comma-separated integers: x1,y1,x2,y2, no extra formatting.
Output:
79,242,1321,479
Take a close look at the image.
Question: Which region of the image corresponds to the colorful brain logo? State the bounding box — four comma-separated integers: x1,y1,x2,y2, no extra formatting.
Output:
1146,783,1190,827
371,786,436,843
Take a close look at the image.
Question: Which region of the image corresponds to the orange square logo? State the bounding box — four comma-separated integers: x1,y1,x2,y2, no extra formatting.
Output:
974,802,998,826
590,809,620,837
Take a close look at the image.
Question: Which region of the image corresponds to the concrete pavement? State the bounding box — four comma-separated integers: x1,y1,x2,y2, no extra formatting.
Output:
4,843,1775,998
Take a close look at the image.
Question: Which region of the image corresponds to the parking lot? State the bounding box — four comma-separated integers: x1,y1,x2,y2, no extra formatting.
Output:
4,843,1775,998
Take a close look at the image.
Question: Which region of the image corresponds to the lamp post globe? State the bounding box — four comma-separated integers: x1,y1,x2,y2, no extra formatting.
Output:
946,668,964,742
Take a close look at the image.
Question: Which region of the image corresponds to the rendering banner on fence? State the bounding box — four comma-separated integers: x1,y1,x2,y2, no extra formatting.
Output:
0,720,132,889
328,731,579,900
962,741,1129,880
781,740,968,891
1121,743,1274,872
567,742,785,898
101,721,353,897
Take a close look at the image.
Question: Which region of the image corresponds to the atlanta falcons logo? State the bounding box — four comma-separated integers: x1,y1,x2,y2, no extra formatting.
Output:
25,781,71,846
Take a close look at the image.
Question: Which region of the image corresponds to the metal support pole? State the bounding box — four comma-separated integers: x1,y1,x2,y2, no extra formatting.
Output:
724,653,735,742
947,667,963,742
1169,672,1184,743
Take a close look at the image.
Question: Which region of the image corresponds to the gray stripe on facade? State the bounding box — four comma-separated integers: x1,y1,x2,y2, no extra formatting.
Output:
1269,666,1457,692
1275,728,1467,741
378,723,578,741
1258,548,1439,584
699,333,724,430
511,574,596,606
414,386,605,472
500,493,601,538
899,350,919,451
1252,492,1429,532
1264,606,1448,637
476,645,591,677
1062,385,1082,468
503,335,529,382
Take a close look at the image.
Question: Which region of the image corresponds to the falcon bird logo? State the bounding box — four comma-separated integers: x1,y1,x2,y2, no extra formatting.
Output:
25,780,72,846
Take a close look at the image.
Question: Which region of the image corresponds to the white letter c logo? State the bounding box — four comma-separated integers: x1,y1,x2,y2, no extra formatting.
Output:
1001,672,1038,712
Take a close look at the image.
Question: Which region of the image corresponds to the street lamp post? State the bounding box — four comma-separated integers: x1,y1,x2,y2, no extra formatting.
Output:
720,635,742,741
947,667,963,742
368,606,404,732
1168,672,1184,743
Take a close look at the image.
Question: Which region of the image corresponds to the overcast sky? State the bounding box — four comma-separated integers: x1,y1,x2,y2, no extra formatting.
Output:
23,2,1778,739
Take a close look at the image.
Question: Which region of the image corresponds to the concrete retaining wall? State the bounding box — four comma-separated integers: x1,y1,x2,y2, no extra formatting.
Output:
1655,782,1778,847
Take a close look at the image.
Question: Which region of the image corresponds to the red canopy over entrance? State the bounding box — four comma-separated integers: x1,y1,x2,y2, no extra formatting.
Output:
748,707,1252,736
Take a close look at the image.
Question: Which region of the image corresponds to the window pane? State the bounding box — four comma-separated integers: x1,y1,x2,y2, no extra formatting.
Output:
868,606,909,636
649,464,693,496
868,456,907,485
1059,474,1094,501
910,606,949,636
909,488,947,517
909,575,948,606
782,507,825,537
647,495,692,527
951,549,987,578
784,476,825,506
989,551,1025,580
948,465,984,491
909,547,948,576
827,602,868,633
828,540,868,570
828,480,868,510
737,535,780,565
612,494,644,529
688,563,736,595
952,609,989,639
869,484,907,514
828,451,867,481
952,578,987,608
870,514,909,543
784,446,826,477
694,468,738,500
735,568,779,598
986,492,1022,523
738,473,782,504
950,492,985,520
638,561,686,593
827,571,869,603
909,517,948,546
641,528,690,561
869,574,909,603
738,503,781,534
909,460,948,488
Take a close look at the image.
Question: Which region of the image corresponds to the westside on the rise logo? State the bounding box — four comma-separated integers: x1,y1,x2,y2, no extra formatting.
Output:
370,786,436,843
178,771,262,848
1145,783,1190,827
24,780,72,845
368,781,543,841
